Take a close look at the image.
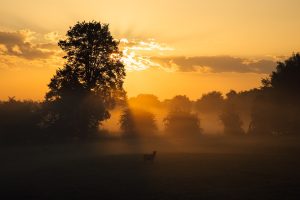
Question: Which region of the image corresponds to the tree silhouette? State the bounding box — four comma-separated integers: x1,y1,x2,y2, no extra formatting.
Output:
0,97,43,143
120,108,157,137
164,110,202,136
45,21,126,137
164,95,192,112
195,91,224,113
250,53,300,135
162,95,202,136
220,103,244,135
262,53,300,92
248,90,283,135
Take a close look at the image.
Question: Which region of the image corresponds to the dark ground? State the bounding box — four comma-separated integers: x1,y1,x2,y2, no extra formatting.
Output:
1,136,300,199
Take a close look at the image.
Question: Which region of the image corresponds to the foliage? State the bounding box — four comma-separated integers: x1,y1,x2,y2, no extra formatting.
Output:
195,91,224,113
164,110,202,136
262,53,300,92
164,95,192,112
0,97,43,142
119,108,157,137
45,21,126,137
250,53,300,135
220,103,244,135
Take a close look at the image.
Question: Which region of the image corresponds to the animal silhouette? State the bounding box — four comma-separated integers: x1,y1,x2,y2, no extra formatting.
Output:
143,151,157,162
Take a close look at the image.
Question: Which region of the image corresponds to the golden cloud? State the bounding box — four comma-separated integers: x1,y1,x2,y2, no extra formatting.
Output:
119,38,174,71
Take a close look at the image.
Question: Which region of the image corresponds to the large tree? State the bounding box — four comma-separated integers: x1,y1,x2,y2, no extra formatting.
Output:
45,21,126,137
262,53,300,93
249,53,300,135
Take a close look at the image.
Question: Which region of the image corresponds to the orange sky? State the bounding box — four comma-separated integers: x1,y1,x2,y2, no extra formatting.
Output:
0,0,299,100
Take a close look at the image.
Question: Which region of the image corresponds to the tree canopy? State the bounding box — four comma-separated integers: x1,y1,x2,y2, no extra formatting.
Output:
120,108,157,137
45,21,126,137
164,95,192,112
250,53,300,135
262,53,300,93
220,103,244,135
164,110,202,136
195,91,224,113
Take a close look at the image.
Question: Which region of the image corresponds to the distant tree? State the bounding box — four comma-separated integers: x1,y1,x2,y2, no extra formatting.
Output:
225,89,260,113
163,95,201,136
163,110,202,136
195,91,224,113
0,97,43,142
44,21,126,137
120,109,135,136
248,90,283,135
164,95,192,112
226,90,238,100
120,108,157,137
220,103,244,135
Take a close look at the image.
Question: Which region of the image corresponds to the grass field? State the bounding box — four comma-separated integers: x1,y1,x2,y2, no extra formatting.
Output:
1,136,300,199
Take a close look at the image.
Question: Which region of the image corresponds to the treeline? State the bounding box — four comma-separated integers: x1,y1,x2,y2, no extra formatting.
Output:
121,55,300,137
119,89,257,137
0,90,247,141
118,54,300,137
2,53,300,142
1,21,300,143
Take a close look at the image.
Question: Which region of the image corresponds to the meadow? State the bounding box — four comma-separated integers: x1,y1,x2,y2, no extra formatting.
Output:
1,136,300,199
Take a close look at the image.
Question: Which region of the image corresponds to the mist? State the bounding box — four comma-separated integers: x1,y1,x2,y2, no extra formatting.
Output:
1,17,300,199
101,91,254,137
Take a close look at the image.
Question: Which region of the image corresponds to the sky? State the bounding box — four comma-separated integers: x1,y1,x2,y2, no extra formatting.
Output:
0,0,300,100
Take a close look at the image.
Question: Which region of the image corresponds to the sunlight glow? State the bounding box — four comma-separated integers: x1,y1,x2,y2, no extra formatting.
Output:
120,38,174,71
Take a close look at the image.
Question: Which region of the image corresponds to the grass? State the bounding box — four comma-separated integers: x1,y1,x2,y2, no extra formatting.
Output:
1,136,300,199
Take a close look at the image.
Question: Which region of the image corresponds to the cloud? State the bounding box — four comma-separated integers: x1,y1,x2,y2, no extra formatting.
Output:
0,31,277,74
44,31,61,43
152,56,276,74
120,38,173,71
0,30,60,59
119,38,276,74
120,38,174,52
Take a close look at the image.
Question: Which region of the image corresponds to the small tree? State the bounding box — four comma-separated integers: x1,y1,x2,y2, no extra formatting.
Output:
195,91,224,113
164,95,192,112
120,108,157,137
220,103,244,135
164,110,202,136
45,21,126,137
